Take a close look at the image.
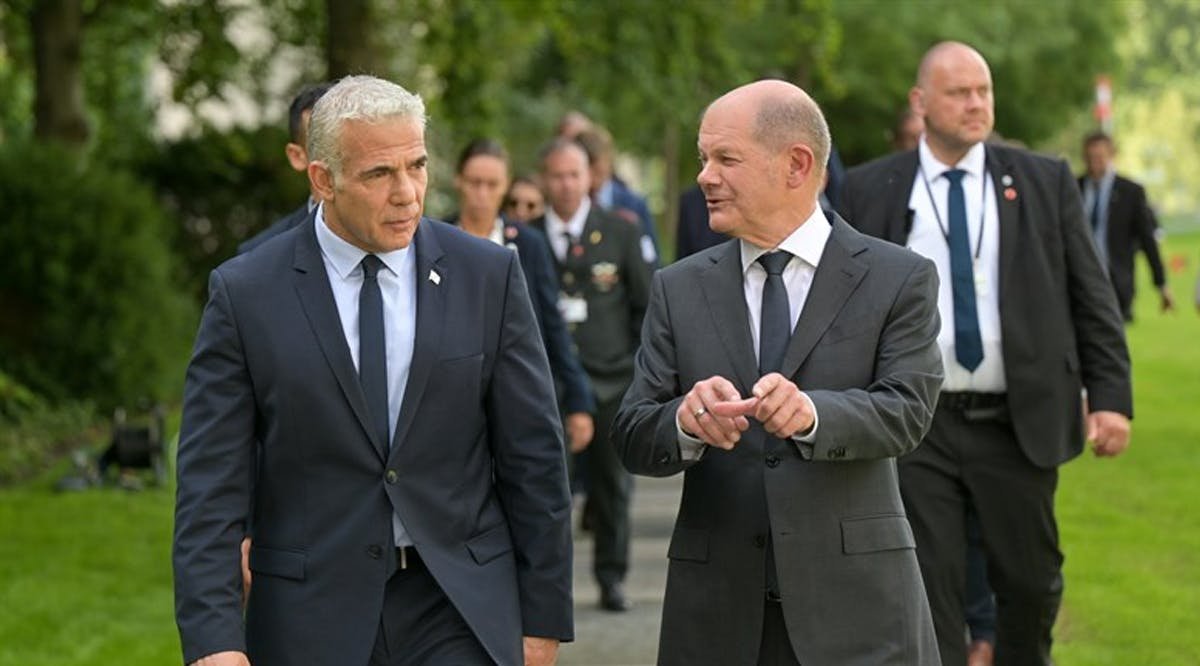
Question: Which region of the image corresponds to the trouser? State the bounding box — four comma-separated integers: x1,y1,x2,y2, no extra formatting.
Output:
899,398,1062,666
586,394,632,586
370,547,494,665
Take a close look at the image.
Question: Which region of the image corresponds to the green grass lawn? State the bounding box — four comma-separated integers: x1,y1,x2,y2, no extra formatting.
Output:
1,234,1197,666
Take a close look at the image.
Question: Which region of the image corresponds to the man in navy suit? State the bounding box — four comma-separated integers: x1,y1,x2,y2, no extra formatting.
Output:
174,76,573,666
238,82,332,255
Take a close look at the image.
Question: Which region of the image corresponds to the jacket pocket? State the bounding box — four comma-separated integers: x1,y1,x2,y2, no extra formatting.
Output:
841,514,915,554
249,546,306,580
466,523,514,565
667,526,709,563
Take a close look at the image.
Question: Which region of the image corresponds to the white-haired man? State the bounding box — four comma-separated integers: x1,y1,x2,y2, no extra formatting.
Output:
173,75,573,666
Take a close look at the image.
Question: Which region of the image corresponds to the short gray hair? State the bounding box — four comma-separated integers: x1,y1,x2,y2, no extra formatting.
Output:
753,93,830,177
307,75,427,179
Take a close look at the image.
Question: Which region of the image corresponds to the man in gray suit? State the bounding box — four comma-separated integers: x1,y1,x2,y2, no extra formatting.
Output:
173,76,572,666
613,80,943,665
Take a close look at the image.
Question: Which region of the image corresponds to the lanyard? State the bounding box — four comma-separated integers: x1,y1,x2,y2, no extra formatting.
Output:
918,161,988,260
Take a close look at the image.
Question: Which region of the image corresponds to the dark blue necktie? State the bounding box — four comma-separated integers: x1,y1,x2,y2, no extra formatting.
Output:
359,255,390,450
756,250,792,602
757,251,793,374
1090,183,1102,231
944,169,983,371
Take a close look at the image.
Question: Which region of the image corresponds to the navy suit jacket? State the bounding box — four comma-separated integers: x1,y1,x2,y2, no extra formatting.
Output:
609,177,661,266
174,215,574,665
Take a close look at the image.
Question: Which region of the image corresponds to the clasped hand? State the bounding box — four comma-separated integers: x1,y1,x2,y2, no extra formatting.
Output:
678,374,814,449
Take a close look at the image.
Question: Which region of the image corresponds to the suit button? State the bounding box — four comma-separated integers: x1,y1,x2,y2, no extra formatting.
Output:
765,455,781,468
366,544,383,559
385,470,398,484
754,535,767,548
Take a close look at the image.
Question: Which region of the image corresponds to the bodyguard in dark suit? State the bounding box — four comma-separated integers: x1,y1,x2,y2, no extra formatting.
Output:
1079,131,1173,321
530,138,652,613
839,42,1132,665
174,76,572,666
614,80,942,666
238,82,332,255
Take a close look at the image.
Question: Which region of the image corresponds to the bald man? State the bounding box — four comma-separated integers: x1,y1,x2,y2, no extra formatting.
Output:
614,80,942,666
839,42,1131,665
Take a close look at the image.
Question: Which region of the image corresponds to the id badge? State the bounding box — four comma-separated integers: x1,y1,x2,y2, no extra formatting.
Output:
559,295,588,324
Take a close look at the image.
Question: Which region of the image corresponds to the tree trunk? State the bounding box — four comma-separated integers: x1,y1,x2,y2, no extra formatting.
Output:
31,0,89,146
661,120,680,263
326,0,379,78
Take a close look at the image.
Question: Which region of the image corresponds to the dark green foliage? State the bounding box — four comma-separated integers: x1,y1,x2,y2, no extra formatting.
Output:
138,124,311,303
0,369,98,485
0,140,195,410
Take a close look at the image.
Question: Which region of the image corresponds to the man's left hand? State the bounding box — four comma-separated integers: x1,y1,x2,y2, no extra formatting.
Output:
564,412,594,453
523,636,559,666
1086,410,1131,457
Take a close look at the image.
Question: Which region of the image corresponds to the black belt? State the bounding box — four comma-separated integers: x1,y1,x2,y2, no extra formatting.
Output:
938,391,1008,422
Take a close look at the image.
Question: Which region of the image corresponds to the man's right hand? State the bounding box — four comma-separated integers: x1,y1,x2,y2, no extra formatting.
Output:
677,376,754,449
189,652,249,666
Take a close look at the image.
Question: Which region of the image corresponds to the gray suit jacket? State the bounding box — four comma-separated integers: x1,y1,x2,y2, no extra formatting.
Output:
613,215,942,665
174,216,573,665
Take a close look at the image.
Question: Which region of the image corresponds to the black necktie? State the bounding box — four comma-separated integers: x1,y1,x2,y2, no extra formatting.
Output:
757,251,793,374
944,169,983,371
756,250,792,602
359,255,390,450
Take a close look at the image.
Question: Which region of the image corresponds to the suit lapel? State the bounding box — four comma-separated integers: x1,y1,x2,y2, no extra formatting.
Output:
987,146,1020,298
390,219,446,456
700,241,759,393
291,215,385,460
884,151,920,244
779,217,868,377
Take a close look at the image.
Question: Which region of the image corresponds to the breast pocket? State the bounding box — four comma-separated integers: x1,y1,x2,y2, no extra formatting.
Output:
841,514,915,555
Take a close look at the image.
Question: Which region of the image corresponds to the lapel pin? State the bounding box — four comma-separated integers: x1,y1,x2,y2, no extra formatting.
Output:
571,244,585,258
429,269,441,285
1001,174,1013,187
504,225,518,240
589,230,602,245
1004,187,1017,201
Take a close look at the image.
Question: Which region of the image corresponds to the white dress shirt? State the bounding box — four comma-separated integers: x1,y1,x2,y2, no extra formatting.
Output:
315,205,417,546
543,197,593,262
907,138,1006,392
677,206,831,459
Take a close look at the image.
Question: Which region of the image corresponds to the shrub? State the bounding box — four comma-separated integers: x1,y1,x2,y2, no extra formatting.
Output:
0,140,195,410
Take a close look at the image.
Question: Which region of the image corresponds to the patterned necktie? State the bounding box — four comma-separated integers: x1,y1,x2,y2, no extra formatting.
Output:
359,255,390,450
944,169,983,371
756,251,793,374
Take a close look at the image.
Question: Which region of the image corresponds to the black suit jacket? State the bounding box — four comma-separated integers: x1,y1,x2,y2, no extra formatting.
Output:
1077,173,1167,318
237,202,309,255
531,206,652,403
174,216,573,665
840,145,1132,468
614,216,942,665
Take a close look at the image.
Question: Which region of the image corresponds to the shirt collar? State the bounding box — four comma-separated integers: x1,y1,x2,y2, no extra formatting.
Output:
545,196,592,238
740,206,832,274
314,203,412,279
918,136,986,181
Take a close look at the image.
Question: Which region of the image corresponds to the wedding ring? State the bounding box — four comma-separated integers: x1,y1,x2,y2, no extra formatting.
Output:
693,406,707,418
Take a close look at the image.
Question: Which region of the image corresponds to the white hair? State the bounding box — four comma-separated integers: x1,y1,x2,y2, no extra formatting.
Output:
307,75,427,179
